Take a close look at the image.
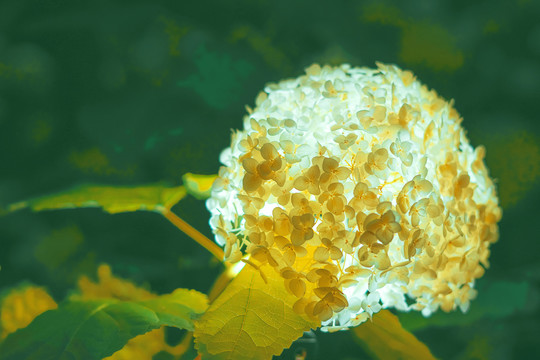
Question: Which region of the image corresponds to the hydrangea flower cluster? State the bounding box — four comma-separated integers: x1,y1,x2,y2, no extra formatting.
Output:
206,63,501,330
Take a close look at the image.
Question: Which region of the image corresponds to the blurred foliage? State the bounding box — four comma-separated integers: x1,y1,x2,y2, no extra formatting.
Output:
1,0,539,359
73,263,156,302
361,3,464,71
69,147,136,177
0,284,57,340
178,45,255,110
481,131,540,209
34,224,85,272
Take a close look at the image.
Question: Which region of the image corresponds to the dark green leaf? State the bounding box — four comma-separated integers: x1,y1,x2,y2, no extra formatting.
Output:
0,289,207,360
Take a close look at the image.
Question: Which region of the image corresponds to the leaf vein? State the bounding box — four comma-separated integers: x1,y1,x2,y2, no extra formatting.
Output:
226,273,256,360
58,302,111,358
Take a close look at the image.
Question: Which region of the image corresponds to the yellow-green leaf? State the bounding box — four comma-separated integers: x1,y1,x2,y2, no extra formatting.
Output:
194,263,319,360
183,173,217,200
352,310,437,360
6,183,186,214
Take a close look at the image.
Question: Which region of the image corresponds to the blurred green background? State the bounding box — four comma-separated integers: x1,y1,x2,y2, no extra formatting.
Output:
1,0,539,359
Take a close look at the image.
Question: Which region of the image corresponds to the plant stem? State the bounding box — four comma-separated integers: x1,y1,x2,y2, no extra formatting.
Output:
208,267,235,302
161,209,225,261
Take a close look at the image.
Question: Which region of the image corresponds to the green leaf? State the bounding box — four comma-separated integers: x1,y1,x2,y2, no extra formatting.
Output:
194,263,320,360
183,173,217,200
398,280,530,331
6,183,186,215
352,310,437,360
0,289,208,360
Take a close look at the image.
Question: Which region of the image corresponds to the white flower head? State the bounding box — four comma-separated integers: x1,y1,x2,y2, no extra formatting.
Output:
207,63,502,330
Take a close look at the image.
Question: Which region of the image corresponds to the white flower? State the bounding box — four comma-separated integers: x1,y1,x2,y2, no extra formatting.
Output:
207,62,502,331
361,292,382,317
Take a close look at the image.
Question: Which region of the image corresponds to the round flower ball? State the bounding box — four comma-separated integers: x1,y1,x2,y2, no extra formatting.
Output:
206,63,502,330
